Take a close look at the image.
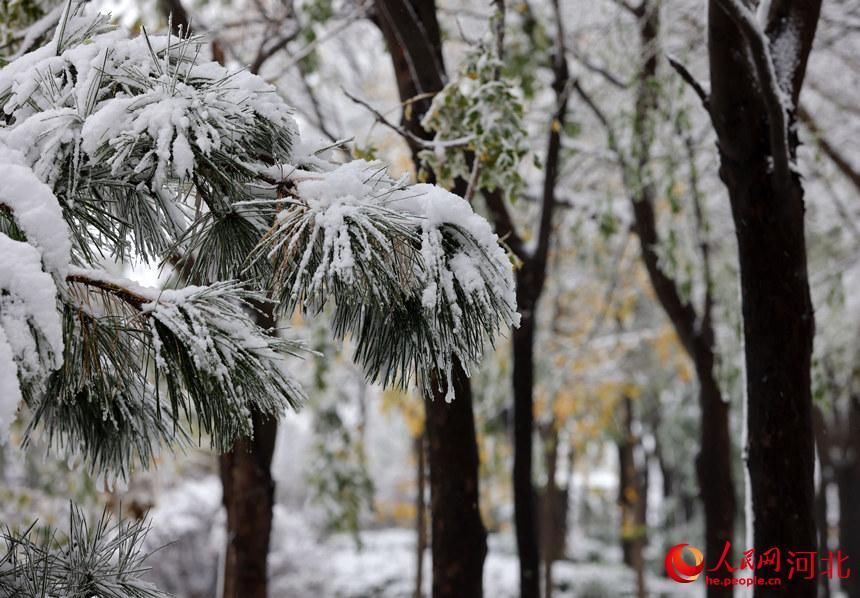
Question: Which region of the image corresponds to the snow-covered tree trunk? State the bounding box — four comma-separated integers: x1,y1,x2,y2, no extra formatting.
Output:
708,1,822,593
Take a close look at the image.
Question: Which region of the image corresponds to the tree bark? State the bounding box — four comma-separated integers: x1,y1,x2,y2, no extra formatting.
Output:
835,396,860,598
708,2,822,594
219,411,277,598
424,361,488,598
506,9,570,594
718,129,817,594
539,425,566,598
415,431,427,598
693,343,736,592
512,297,541,598
218,298,279,598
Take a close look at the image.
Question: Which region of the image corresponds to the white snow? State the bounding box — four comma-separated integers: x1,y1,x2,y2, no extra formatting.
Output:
0,235,64,441
769,16,802,96
0,158,71,274
0,327,23,443
264,159,518,398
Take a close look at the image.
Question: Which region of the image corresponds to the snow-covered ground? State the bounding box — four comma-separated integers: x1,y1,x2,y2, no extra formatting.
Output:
143,476,701,598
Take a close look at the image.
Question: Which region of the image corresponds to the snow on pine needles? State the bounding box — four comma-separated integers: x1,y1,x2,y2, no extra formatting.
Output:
0,2,517,465
253,159,518,400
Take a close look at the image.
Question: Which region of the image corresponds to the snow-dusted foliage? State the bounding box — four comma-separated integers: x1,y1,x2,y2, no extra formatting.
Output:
0,148,67,443
0,2,517,465
252,160,518,399
0,505,167,597
0,5,304,463
418,26,528,200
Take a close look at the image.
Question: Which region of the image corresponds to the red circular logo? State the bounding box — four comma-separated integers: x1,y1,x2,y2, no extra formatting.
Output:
665,543,705,583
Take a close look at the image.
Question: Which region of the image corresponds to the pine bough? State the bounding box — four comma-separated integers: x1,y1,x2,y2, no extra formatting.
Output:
0,3,517,591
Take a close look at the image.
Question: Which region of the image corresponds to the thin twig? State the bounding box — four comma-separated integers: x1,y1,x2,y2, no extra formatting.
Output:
271,0,372,77
799,103,860,194
342,88,473,150
66,274,150,310
570,47,631,89
611,0,645,18
667,54,710,110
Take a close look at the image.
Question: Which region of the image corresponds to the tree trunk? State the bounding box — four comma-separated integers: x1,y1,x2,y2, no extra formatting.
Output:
219,411,277,598
424,361,488,598
513,298,541,598
693,351,736,593
708,2,822,594
219,301,279,598
415,431,427,598
540,425,566,598
722,154,817,594
835,396,860,598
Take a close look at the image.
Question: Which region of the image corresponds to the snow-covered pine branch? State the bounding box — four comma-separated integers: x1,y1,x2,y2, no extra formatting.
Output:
251,160,519,400
45,273,305,471
0,5,306,469
0,9,295,271
0,2,517,479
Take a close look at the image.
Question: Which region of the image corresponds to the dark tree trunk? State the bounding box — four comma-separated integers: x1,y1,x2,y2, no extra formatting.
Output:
373,3,488,596
539,425,566,598
720,145,817,595
218,299,280,598
708,2,822,594
693,349,736,592
835,396,860,598
726,156,817,591
617,425,635,569
540,428,554,598
508,19,570,594
219,411,277,598
630,190,735,595
415,431,427,598
424,361,488,598
512,298,541,598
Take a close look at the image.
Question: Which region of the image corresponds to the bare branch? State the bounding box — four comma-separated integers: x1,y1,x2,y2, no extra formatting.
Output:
483,188,526,260
571,79,628,172
250,27,300,74
611,0,645,18
532,0,572,281
66,273,150,310
271,0,372,77
799,103,860,195
341,89,474,150
667,54,710,110
570,47,631,89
